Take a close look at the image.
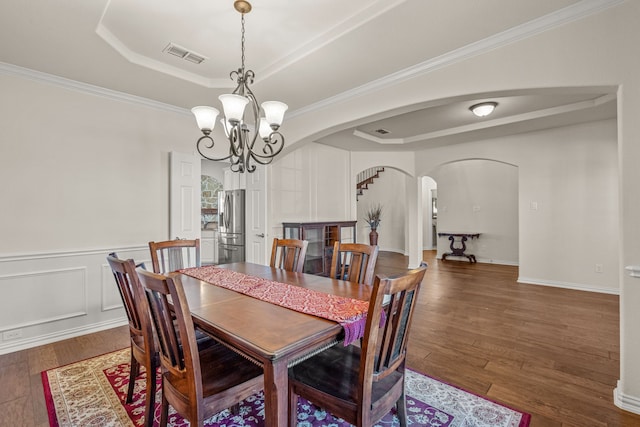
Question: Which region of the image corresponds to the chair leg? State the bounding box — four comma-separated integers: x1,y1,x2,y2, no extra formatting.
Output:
289,389,299,427
127,353,140,404
396,391,408,427
230,403,240,415
143,363,157,427
160,392,169,427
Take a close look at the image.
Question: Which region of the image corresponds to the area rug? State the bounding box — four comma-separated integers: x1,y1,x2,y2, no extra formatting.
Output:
42,348,530,427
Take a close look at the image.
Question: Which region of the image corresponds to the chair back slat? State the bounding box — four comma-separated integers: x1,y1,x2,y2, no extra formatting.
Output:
361,266,426,386
137,269,200,389
107,253,159,426
107,254,145,343
149,239,201,274
330,242,379,286
270,238,308,273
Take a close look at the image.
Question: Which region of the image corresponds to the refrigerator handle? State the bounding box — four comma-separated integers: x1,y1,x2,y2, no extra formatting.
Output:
225,193,231,229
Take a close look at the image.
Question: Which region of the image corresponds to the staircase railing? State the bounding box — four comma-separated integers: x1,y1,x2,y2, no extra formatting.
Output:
357,167,385,200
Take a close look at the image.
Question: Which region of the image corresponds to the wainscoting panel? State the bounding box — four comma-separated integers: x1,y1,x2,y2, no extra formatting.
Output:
101,263,123,312
0,267,87,330
0,245,149,354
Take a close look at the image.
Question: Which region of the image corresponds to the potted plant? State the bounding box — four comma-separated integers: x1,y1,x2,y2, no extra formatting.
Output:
364,203,383,245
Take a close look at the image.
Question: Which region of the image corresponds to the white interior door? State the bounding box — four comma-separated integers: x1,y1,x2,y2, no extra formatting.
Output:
169,151,201,240
245,166,268,264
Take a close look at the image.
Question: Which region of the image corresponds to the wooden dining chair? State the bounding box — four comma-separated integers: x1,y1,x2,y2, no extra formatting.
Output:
149,239,200,274
329,241,379,286
107,254,158,427
288,264,427,427
270,238,308,273
136,268,264,427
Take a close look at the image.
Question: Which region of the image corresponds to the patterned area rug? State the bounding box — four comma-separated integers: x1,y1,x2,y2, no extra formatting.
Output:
42,349,530,427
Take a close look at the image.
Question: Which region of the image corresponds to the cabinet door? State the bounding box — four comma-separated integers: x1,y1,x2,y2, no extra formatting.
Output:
201,238,215,265
303,227,324,275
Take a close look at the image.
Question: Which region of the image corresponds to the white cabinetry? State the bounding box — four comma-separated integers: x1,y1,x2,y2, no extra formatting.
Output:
201,230,218,265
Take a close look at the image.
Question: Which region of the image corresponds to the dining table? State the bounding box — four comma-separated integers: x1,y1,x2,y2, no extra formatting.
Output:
175,261,372,427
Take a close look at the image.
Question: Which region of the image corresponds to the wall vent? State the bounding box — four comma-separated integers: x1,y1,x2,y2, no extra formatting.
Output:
163,43,207,64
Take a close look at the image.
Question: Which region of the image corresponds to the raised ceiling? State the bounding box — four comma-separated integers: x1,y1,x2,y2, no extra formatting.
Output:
0,0,618,151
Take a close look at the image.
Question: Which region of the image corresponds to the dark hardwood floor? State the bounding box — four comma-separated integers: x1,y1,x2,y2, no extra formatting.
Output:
379,250,640,427
1,250,638,426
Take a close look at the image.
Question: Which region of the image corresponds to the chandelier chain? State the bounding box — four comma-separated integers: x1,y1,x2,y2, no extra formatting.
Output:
240,14,246,73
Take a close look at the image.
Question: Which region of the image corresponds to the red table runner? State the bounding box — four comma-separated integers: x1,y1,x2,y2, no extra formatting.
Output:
180,265,369,345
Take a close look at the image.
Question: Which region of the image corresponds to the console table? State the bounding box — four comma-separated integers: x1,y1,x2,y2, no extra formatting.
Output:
438,232,480,263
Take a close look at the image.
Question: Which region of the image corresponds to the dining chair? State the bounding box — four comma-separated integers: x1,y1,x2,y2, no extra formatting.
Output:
329,241,379,286
270,238,309,273
136,268,264,427
107,254,158,427
149,239,200,274
288,264,427,427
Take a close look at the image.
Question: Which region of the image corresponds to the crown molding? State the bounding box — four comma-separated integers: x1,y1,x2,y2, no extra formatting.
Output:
0,0,622,119
0,61,191,116
288,0,624,119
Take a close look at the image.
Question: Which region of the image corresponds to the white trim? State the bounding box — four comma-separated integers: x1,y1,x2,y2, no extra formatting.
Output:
95,22,232,89
0,62,190,116
0,244,148,262
0,1,623,121
288,0,623,119
517,276,619,295
0,318,128,356
614,381,640,415
624,265,640,278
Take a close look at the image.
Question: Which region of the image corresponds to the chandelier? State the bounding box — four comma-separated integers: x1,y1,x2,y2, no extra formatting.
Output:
192,0,288,173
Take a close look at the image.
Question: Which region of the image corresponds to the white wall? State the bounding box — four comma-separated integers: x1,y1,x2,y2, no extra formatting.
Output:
356,167,407,253
0,72,198,353
268,142,353,239
201,159,226,183
415,119,618,292
432,160,519,265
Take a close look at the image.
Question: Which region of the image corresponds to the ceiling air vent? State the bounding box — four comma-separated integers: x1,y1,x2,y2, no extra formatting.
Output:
163,43,207,64
374,128,390,135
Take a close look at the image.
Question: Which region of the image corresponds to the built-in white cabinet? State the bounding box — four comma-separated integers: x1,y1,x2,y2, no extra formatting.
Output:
201,230,218,265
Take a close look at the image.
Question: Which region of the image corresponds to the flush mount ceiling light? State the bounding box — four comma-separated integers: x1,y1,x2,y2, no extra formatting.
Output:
469,102,498,117
192,0,288,173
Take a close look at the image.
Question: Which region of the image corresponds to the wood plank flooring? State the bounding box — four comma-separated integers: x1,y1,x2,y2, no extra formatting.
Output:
382,251,640,427
1,250,638,426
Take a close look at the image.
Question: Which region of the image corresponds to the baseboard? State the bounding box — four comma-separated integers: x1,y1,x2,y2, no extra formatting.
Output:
436,255,518,266
614,381,640,415
0,318,128,355
518,276,619,295
379,247,406,255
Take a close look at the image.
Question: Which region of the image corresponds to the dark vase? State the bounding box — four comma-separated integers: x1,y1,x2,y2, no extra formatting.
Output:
369,229,378,246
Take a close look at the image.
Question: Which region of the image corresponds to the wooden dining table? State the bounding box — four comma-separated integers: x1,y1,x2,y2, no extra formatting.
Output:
176,261,372,427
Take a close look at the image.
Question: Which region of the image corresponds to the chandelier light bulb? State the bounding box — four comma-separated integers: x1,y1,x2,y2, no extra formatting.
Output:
258,118,272,139
219,94,250,123
191,106,220,132
262,101,288,128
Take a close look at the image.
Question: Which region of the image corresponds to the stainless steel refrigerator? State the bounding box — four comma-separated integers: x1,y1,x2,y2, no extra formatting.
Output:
217,189,246,264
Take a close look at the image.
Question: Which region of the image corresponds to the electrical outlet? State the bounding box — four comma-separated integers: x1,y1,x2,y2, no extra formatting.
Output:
595,264,604,273
2,329,23,341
